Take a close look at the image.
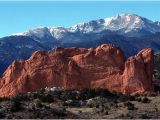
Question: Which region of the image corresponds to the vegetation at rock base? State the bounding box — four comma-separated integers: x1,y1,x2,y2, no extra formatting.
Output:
0,87,159,119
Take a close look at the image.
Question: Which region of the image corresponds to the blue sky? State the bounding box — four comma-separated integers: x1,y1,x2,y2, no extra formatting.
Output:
0,1,160,37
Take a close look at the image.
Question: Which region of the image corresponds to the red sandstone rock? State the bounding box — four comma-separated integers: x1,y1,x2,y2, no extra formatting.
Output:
122,48,154,94
0,44,154,97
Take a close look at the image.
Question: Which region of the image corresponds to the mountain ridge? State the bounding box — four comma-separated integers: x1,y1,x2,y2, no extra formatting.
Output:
0,13,160,76
13,13,160,40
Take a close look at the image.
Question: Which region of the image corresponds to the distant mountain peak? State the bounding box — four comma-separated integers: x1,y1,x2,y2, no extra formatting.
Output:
14,13,160,40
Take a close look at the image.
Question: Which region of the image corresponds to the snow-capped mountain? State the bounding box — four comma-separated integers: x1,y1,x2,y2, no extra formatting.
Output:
1,13,160,76
68,13,160,34
16,13,160,41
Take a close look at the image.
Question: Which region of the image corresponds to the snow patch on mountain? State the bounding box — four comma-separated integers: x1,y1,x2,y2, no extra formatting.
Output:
104,14,144,32
49,27,68,40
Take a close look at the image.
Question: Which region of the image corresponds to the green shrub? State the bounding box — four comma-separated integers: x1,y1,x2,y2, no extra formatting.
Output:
95,104,99,108
0,97,10,102
39,94,54,103
124,102,135,110
79,88,95,100
10,94,27,112
86,103,94,108
78,110,82,114
61,90,77,100
78,88,115,100
118,95,128,102
120,114,125,118
35,99,43,108
105,111,108,115
137,98,142,102
118,95,136,102
100,108,105,113
63,107,66,112
128,95,136,101
10,99,22,112
113,99,118,104
140,114,151,119
141,97,150,103
94,88,115,97
11,93,29,102
127,104,135,110
0,111,5,118
36,88,45,94
52,108,66,117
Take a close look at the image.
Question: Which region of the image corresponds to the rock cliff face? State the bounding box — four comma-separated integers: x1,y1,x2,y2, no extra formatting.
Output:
0,44,154,97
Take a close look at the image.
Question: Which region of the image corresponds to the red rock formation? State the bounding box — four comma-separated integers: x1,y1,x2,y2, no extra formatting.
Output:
0,44,154,97
122,48,154,94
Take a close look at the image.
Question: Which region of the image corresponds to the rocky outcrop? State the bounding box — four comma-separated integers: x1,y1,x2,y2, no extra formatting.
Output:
122,48,154,94
0,44,154,97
